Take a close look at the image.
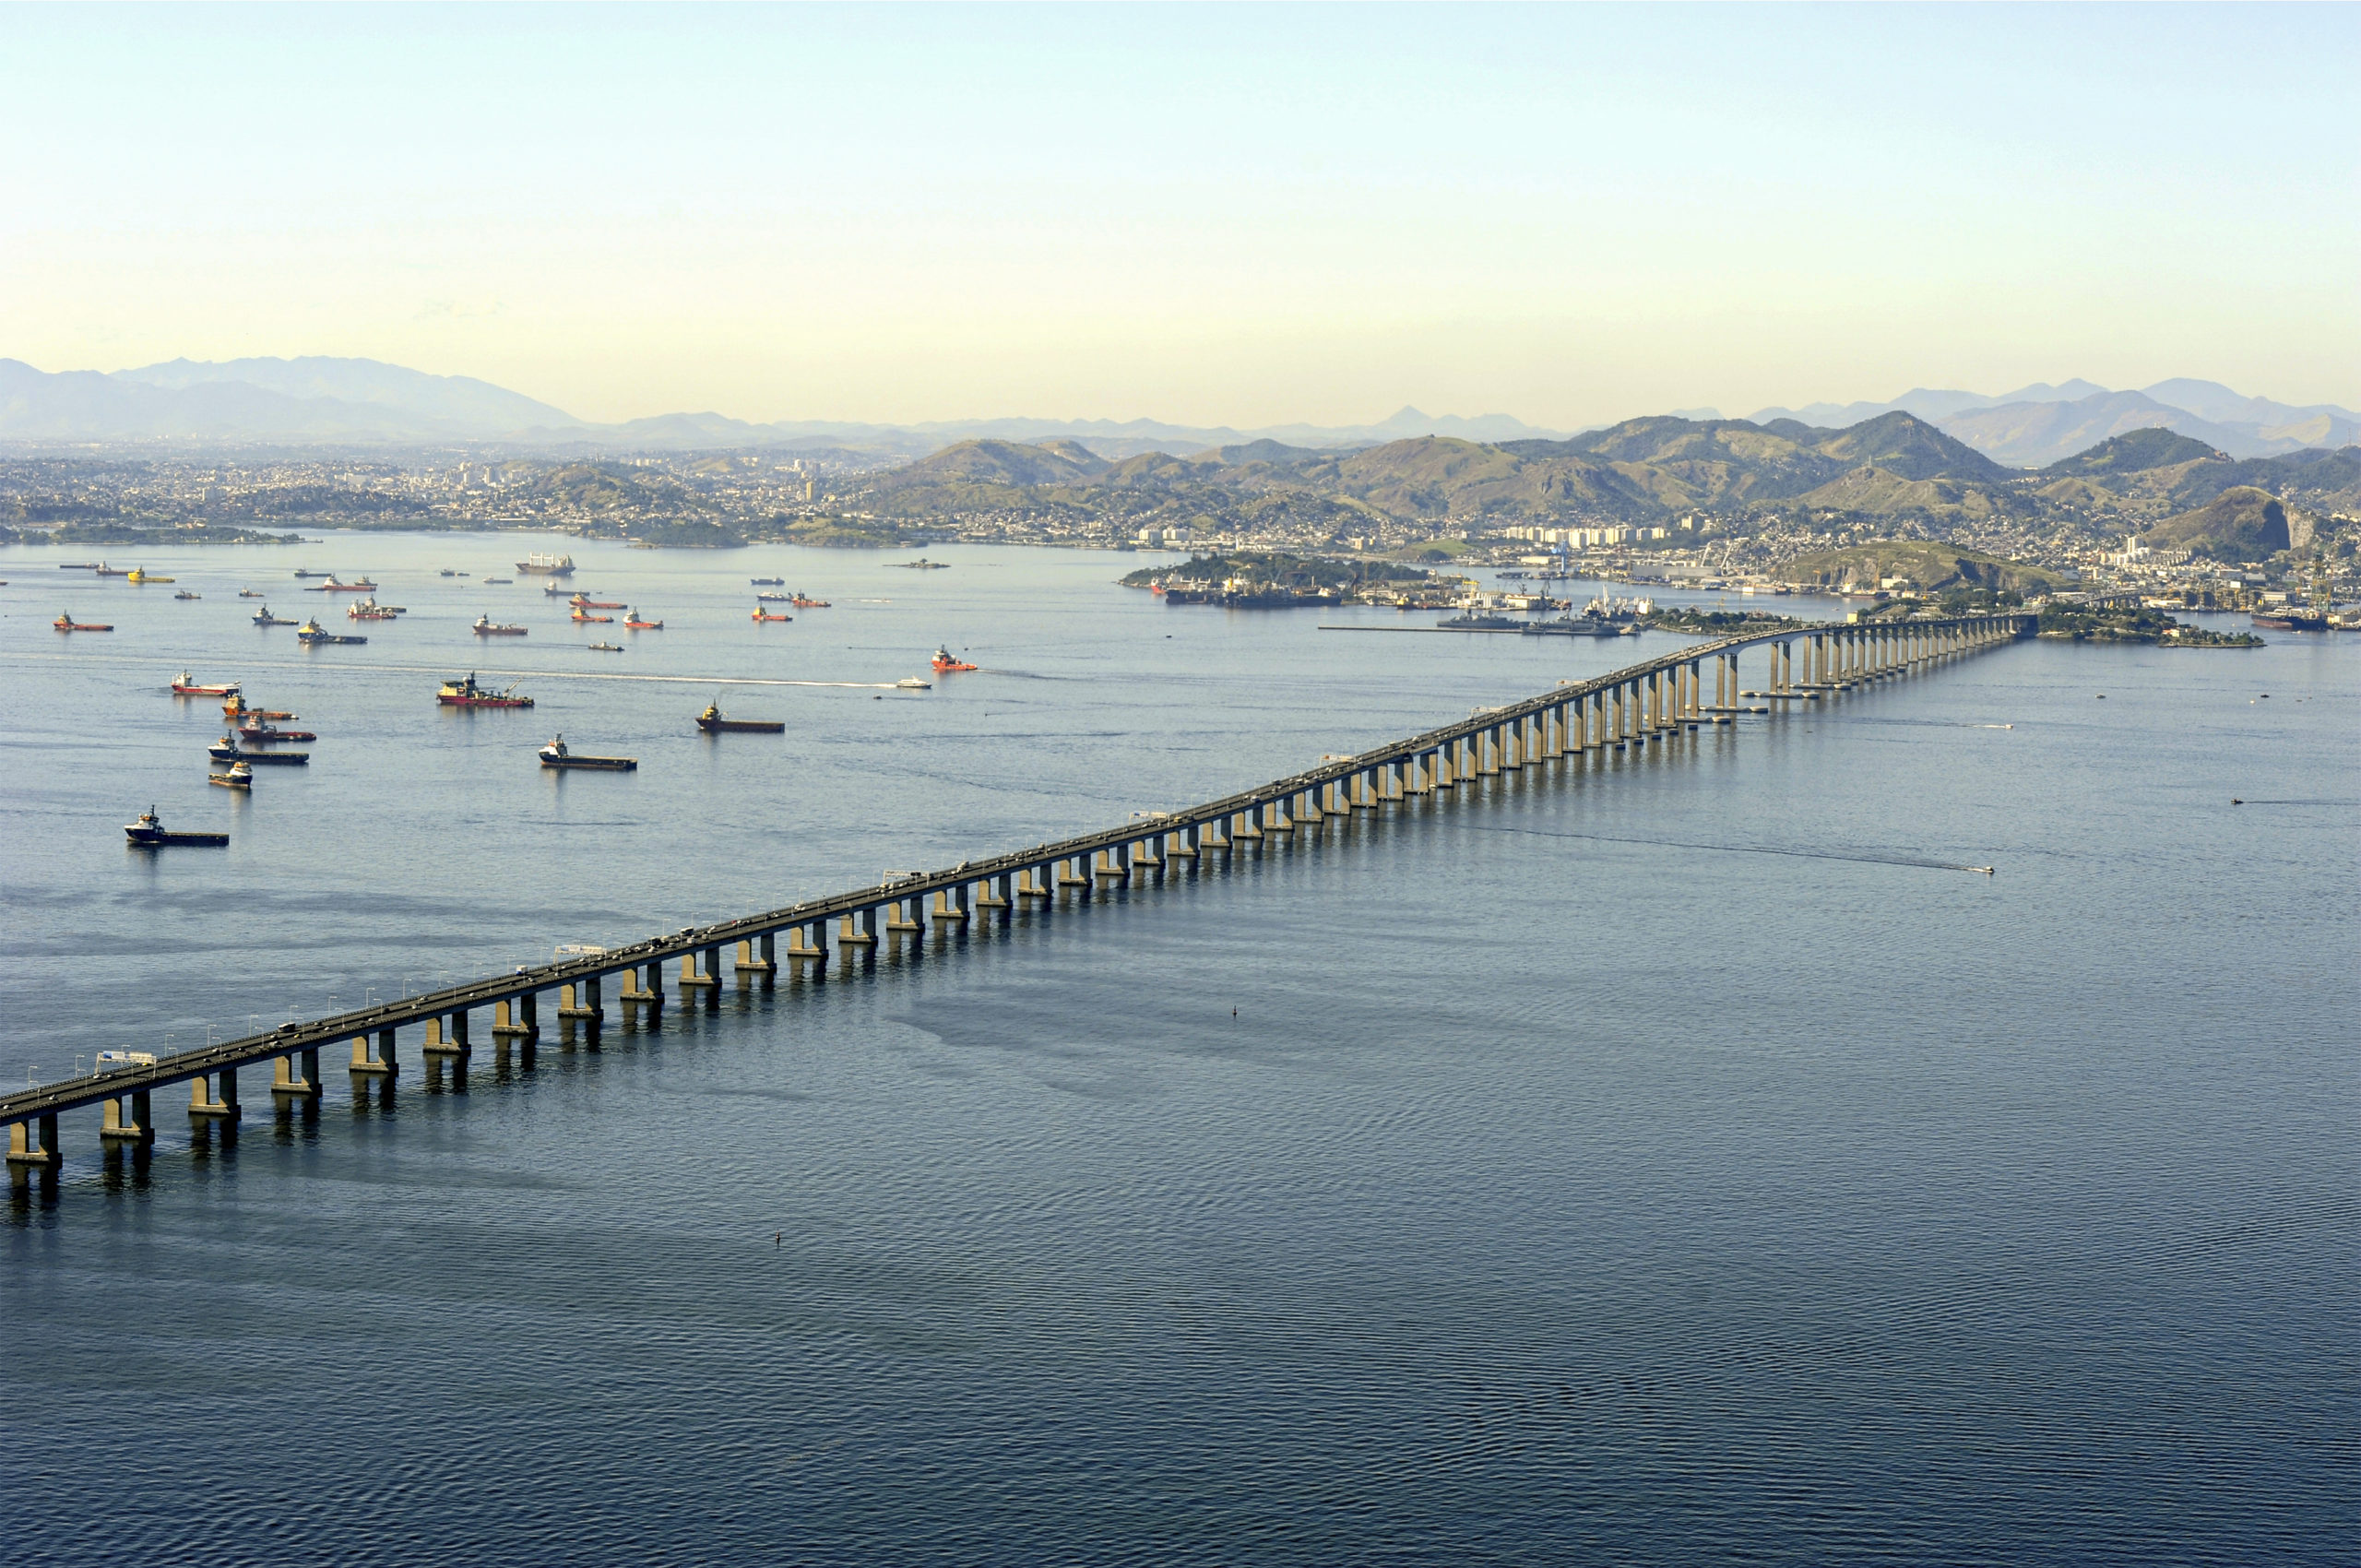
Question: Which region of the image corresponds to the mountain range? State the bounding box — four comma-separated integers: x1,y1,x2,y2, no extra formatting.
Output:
0,355,2352,468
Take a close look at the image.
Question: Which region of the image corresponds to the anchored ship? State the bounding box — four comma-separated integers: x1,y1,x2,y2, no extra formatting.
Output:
295,617,366,646
53,612,114,632
696,703,785,734
539,734,636,770
517,552,577,576
208,761,255,790
252,605,297,625
931,646,979,672
624,609,664,629
472,615,529,636
172,673,241,696
125,808,227,848
439,673,535,708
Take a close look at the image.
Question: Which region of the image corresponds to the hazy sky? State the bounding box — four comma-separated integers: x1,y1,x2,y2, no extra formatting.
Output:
3,4,2354,427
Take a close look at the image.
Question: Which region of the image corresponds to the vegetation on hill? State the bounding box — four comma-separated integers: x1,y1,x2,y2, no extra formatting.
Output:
1120,552,1435,592
1781,540,2069,593
2140,486,2290,561
25,520,303,546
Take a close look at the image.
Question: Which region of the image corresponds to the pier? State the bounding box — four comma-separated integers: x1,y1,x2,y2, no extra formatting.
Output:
6,614,2030,1180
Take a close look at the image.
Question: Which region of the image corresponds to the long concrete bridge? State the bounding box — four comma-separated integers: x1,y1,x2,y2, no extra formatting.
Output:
7,612,2032,1178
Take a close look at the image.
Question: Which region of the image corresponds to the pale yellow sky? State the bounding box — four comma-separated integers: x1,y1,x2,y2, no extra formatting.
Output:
3,6,2354,425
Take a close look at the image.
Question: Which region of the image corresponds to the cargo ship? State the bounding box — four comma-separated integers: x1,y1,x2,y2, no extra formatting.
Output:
539,734,635,770
172,673,241,696
208,761,255,791
347,598,403,620
305,576,376,593
517,553,576,576
237,720,318,742
125,808,228,848
568,593,625,609
2251,611,2331,631
53,612,114,632
292,569,331,578
752,608,793,622
439,673,534,708
755,591,789,601
252,605,297,625
208,736,309,765
472,615,529,636
751,576,785,586
931,647,979,672
696,703,785,734
94,563,131,576
624,609,664,629
295,617,366,646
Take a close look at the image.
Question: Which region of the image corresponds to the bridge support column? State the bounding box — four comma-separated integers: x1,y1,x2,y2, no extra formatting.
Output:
272,1049,322,1099
736,936,777,985
424,1010,469,1057
840,907,880,944
352,1027,398,1077
101,1091,155,1146
934,882,974,921
7,1114,64,1169
788,917,832,963
189,1066,240,1123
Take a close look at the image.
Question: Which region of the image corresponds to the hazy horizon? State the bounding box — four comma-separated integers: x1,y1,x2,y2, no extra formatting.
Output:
3,5,2354,427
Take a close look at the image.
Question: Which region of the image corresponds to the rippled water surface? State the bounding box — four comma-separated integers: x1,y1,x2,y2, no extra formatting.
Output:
4,537,2356,1564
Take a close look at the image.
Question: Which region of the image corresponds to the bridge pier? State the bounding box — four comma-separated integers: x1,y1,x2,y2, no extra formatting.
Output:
101,1091,155,1146
736,935,777,985
352,1026,398,1078
840,907,880,945
423,1009,469,1058
188,1066,240,1123
8,1112,64,1168
272,1049,323,1100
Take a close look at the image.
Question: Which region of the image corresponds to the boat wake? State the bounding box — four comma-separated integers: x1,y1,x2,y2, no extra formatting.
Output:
1458,823,1997,874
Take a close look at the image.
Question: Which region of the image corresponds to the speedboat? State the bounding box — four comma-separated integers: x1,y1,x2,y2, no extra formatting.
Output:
896,676,932,690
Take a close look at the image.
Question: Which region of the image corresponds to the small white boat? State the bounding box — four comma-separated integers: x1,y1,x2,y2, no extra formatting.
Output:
895,676,932,690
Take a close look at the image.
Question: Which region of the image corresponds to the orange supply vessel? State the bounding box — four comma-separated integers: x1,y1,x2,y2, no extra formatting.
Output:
54,612,114,632
753,608,792,623
931,646,978,673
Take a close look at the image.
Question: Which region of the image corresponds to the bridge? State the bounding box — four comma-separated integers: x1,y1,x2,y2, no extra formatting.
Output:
7,612,2032,1177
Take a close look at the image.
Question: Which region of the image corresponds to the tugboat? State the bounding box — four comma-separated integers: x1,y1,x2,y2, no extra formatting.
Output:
624,609,664,630
252,604,297,626
295,616,366,646
568,593,626,610
438,672,535,708
517,552,577,576
208,734,309,765
752,607,793,623
208,760,255,791
539,734,636,771
751,576,785,586
570,607,613,624
172,672,241,696
790,594,832,609
472,614,529,636
53,612,114,632
237,719,318,742
931,647,979,672
125,567,175,584
696,703,785,734
125,807,228,848
347,597,402,620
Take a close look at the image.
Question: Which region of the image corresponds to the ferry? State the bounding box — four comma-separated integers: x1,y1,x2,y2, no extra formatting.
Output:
624,609,664,630
587,641,624,652
295,617,366,646
237,720,318,742
438,673,535,708
539,734,636,771
751,576,785,586
931,647,979,672
472,615,529,636
305,576,376,593
126,567,175,584
53,612,114,632
790,594,831,609
517,552,576,576
752,608,793,623
568,593,625,609
348,598,403,620
570,608,613,623
125,808,227,848
251,605,297,626
174,590,202,600
172,673,241,696
208,761,255,791
208,735,308,765
696,703,785,734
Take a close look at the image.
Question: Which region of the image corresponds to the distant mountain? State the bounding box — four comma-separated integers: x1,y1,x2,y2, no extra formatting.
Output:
2040,428,2225,476
1936,392,2266,468
112,356,580,433
2141,486,2291,562
1749,381,2110,429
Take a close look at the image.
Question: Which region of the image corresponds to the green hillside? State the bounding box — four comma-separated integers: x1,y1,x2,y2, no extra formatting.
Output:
2141,486,2290,561
1782,540,2069,593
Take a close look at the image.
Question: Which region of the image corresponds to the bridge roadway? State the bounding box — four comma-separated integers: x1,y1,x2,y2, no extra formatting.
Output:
6,612,2033,1170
